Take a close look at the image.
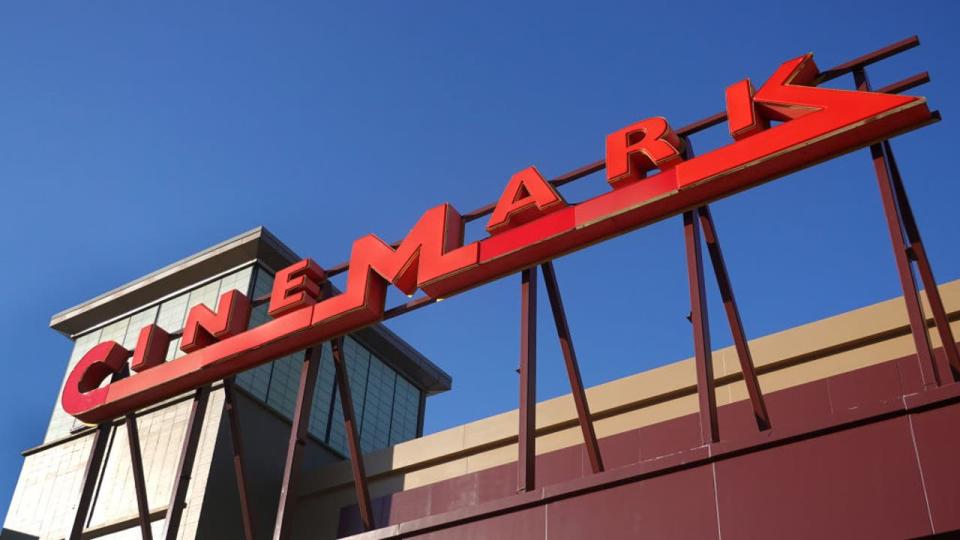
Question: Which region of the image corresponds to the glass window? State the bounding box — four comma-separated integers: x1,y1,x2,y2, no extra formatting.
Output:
265,352,306,418
360,355,397,453
234,364,271,401
328,338,371,455
234,302,274,400
230,268,425,456
390,375,421,445
251,268,274,299
308,344,336,441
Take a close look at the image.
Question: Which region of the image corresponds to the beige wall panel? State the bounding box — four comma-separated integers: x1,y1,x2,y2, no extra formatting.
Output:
401,458,468,491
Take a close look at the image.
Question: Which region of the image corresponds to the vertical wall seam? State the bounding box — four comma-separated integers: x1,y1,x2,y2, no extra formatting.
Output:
711,461,723,540
544,501,549,540
907,414,936,534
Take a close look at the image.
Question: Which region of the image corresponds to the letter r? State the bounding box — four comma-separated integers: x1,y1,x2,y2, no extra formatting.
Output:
606,117,684,188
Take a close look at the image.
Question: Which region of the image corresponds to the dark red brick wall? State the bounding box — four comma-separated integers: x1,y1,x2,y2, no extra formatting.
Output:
339,349,960,539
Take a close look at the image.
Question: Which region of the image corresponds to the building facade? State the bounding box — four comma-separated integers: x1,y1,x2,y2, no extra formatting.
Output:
304,280,960,539
3,226,960,539
2,227,451,539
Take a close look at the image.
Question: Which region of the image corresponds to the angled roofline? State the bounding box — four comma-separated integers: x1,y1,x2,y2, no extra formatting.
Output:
49,226,293,336
49,226,451,394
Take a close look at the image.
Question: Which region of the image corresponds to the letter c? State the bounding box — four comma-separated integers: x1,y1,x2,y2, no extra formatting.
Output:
61,341,129,420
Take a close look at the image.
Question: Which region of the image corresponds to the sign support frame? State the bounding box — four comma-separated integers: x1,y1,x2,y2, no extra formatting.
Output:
163,385,211,540
273,346,323,539
517,267,538,493
331,336,375,533
541,261,605,474
124,411,153,540
855,68,960,388
223,376,256,540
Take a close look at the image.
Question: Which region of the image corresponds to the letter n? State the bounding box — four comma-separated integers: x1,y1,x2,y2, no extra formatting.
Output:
180,290,252,353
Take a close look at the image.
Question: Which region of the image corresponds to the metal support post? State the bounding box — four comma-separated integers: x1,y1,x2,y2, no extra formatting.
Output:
883,140,960,378
518,267,538,491
223,377,256,540
331,337,375,532
683,210,719,444
68,422,112,540
274,346,323,539
540,262,604,473
163,385,211,540
125,413,153,540
697,207,770,430
854,68,944,387
69,368,130,540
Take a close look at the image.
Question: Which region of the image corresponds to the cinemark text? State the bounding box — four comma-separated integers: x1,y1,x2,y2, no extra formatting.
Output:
63,52,934,423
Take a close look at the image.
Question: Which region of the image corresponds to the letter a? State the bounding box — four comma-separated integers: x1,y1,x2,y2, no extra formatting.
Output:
486,166,567,234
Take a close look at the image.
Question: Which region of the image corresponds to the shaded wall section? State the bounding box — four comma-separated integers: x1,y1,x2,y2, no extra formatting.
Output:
195,389,342,540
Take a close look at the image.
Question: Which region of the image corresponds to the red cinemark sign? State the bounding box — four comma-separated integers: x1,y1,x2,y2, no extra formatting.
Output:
63,53,933,423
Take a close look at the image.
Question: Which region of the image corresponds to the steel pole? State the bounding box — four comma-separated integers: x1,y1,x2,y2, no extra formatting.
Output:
163,385,211,540
540,262,604,473
68,423,111,540
125,413,153,539
683,210,719,444
331,337,375,532
882,140,960,378
273,347,323,539
518,267,538,491
697,206,770,430
855,68,941,387
223,377,256,540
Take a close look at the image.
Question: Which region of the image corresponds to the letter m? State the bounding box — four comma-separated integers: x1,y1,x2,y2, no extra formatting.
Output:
351,203,479,298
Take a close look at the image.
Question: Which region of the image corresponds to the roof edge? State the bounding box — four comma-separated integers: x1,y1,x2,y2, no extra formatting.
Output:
49,226,296,337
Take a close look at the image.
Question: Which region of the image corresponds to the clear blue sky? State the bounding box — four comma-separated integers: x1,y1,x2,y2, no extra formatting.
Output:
2,0,959,519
